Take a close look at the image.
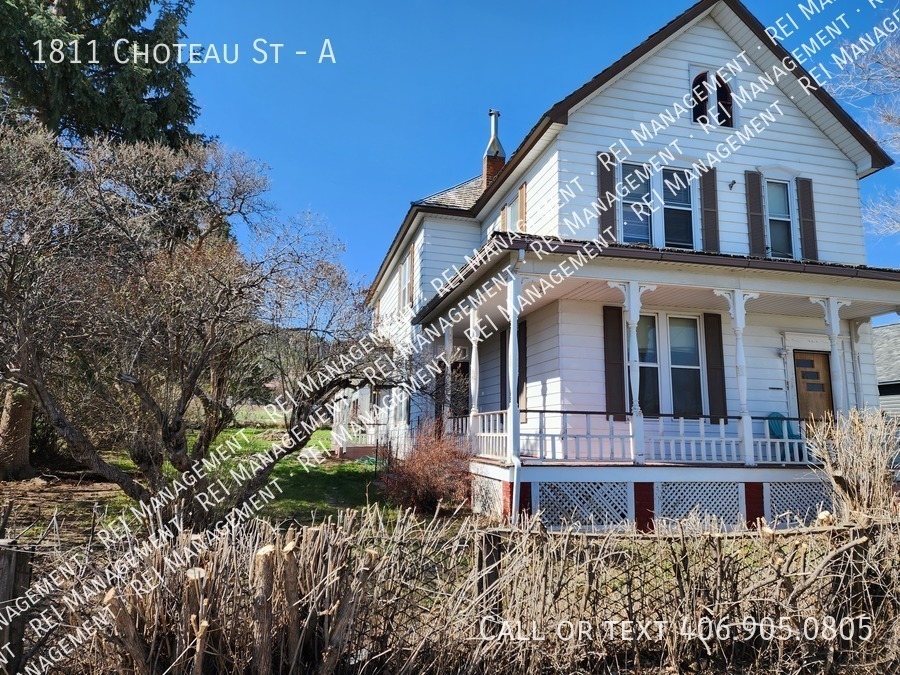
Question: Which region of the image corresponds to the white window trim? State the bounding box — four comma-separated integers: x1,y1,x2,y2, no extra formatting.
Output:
762,177,802,260
689,65,738,130
625,310,708,417
617,162,702,250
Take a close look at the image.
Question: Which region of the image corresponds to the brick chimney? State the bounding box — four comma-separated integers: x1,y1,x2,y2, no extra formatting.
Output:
482,109,506,190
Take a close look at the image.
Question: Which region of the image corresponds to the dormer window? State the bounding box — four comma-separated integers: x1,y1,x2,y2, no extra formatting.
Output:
691,69,735,129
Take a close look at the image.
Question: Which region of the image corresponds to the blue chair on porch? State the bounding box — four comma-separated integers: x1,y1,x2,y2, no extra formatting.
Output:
766,412,802,462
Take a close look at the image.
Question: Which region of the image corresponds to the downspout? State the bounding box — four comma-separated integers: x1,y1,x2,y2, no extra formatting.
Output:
509,249,525,525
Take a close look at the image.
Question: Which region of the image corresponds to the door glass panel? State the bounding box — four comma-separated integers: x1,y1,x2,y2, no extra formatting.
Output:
669,318,700,366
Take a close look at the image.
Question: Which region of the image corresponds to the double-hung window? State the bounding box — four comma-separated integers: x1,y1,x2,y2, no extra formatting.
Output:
765,180,794,258
668,317,703,417
621,164,697,249
622,163,652,245
398,256,410,310
628,313,704,418
633,315,661,416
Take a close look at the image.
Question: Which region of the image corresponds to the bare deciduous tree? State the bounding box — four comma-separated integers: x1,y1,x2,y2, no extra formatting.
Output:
834,31,900,234
0,123,381,523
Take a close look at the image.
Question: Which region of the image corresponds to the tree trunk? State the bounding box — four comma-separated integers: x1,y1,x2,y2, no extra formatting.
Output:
0,386,34,480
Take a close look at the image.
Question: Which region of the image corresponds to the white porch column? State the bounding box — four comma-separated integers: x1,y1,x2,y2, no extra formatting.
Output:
609,281,655,465
715,290,759,466
507,273,521,462
810,297,850,415
443,323,453,421
468,307,480,441
849,319,865,410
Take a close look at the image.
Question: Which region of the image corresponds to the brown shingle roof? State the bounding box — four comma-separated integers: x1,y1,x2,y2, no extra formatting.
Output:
874,324,900,385
413,176,482,210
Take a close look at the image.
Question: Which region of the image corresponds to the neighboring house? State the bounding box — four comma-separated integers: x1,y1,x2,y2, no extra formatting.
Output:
344,0,900,528
874,324,900,417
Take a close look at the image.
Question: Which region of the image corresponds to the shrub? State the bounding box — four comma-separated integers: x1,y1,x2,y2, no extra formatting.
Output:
381,420,471,513
807,409,900,521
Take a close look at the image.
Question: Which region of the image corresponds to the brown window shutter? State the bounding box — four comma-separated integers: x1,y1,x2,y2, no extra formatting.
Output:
500,205,508,232
796,177,819,261
517,320,527,422
499,329,508,409
703,313,728,423
745,170,767,256
407,243,415,308
518,183,527,232
396,260,403,311
597,152,618,241
700,168,720,253
603,306,627,421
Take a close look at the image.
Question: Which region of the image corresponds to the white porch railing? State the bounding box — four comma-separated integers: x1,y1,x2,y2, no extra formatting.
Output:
467,411,507,459
753,416,814,464
455,409,819,466
520,410,633,462
646,415,743,463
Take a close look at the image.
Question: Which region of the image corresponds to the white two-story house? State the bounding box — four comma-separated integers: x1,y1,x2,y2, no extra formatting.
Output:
354,0,900,529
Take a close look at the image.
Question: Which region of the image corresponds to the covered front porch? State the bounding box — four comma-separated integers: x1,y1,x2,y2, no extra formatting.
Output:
432,252,898,470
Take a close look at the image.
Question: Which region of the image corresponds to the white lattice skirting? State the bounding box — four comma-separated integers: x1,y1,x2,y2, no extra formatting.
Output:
535,482,630,529
767,481,833,525
656,482,743,525
472,476,503,519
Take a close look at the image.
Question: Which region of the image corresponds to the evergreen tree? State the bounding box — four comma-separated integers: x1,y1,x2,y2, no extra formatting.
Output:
0,0,198,146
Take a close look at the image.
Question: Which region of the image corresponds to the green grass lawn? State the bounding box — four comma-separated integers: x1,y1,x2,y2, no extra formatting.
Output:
101,427,388,526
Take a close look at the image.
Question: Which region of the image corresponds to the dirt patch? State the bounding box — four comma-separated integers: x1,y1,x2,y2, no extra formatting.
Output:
1,473,123,548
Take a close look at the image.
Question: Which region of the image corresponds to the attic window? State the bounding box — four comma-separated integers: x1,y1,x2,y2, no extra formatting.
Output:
715,75,734,128
691,72,709,125
691,69,736,129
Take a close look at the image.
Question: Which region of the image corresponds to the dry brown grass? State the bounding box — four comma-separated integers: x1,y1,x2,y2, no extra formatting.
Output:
15,505,900,674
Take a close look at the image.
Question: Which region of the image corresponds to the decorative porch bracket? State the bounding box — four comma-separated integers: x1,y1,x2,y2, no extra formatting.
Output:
714,289,759,466
809,296,851,414
609,281,656,465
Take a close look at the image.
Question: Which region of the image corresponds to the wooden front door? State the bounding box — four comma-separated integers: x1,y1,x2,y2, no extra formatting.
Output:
793,351,834,419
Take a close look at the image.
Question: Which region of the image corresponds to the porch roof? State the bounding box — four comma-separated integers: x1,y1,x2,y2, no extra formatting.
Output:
414,234,900,328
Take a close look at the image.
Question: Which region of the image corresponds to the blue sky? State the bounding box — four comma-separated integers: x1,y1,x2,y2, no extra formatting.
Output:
184,0,899,304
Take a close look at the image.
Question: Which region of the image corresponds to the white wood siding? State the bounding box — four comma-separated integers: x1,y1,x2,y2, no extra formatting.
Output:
558,300,606,411
482,142,560,240
420,216,481,307
881,395,900,417
523,302,562,411
556,16,866,264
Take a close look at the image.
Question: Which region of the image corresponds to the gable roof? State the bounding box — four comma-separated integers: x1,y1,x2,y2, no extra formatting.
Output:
367,0,893,304
874,324,900,385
